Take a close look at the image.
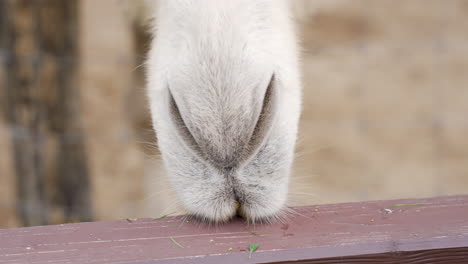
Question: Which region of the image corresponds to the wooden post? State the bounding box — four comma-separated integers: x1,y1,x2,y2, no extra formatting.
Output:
0,0,92,226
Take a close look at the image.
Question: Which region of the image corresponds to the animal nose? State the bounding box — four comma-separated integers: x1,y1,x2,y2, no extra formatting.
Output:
168,75,277,170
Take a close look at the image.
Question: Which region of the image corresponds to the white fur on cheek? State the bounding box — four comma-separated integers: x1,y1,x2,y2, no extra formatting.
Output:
146,0,302,223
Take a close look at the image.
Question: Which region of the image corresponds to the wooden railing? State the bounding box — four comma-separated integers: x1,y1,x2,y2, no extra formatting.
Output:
1,195,467,263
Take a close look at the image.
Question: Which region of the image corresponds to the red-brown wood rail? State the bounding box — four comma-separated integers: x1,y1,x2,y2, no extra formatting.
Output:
1,195,468,264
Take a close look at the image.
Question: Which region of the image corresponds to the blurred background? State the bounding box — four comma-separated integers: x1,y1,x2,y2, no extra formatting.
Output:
1,0,467,228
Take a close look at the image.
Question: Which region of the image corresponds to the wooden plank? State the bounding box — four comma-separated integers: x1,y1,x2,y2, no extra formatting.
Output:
0,195,467,264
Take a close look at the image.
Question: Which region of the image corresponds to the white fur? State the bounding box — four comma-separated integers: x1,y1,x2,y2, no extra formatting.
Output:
146,0,301,223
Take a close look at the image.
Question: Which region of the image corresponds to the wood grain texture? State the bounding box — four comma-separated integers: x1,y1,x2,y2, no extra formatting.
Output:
0,195,467,264
268,247,468,264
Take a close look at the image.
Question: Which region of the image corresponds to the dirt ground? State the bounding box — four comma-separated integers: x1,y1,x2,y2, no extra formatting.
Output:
1,0,467,227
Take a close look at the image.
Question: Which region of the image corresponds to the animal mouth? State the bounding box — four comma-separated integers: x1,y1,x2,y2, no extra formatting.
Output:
233,200,242,217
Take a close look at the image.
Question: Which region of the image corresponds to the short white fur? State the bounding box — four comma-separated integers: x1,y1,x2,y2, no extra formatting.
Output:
146,0,302,223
